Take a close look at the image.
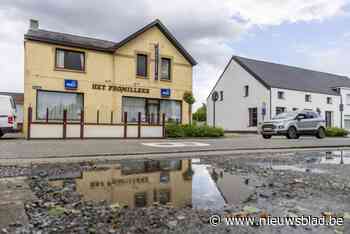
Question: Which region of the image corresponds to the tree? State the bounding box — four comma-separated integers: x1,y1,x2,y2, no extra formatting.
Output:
193,103,207,122
183,91,196,124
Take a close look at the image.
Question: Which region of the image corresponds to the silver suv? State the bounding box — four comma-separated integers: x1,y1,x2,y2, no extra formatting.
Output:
260,111,326,139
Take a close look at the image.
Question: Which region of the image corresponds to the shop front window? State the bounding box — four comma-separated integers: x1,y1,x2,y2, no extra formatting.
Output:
160,100,181,123
122,97,146,122
37,90,83,120
122,97,181,123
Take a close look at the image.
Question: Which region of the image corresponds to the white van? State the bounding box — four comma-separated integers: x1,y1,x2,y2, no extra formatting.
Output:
0,95,18,138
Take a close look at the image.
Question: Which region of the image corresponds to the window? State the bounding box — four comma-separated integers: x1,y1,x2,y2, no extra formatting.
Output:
305,112,318,119
346,94,350,105
56,49,85,71
159,190,171,205
134,192,147,207
277,91,285,99
244,85,249,97
276,107,286,115
122,97,181,123
161,58,171,80
36,90,83,120
220,91,224,101
344,115,350,129
305,94,312,102
160,100,181,123
326,97,332,104
248,108,257,127
122,97,146,122
136,54,148,77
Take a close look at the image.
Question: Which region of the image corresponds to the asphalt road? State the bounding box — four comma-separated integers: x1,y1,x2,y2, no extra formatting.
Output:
0,135,350,160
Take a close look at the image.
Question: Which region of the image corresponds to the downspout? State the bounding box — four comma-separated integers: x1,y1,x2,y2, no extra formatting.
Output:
269,88,272,120
339,88,343,128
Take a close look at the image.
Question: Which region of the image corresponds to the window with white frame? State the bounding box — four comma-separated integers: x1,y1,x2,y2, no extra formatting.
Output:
277,91,285,99
305,94,312,102
346,94,350,105
36,90,83,120
327,97,332,104
56,49,85,71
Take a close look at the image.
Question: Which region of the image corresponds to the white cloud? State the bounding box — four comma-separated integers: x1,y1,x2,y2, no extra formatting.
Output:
0,0,348,110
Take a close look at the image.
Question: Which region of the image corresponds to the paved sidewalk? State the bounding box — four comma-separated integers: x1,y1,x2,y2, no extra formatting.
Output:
1,135,350,160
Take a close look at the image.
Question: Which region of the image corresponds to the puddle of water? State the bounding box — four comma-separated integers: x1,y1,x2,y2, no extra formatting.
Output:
49,159,252,210
269,165,324,173
142,142,210,148
300,151,350,165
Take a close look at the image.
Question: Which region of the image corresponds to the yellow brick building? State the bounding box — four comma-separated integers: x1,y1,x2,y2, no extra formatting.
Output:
23,19,196,138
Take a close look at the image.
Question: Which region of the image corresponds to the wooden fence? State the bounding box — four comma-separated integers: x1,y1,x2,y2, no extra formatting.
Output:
26,107,166,140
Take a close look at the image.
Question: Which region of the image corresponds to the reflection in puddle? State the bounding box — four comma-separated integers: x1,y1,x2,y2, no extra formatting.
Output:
49,159,252,210
269,165,324,173
301,151,350,165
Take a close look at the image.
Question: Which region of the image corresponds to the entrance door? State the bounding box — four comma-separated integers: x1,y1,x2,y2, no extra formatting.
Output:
325,111,332,128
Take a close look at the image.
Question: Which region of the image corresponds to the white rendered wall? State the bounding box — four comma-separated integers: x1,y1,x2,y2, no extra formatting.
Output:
271,88,340,127
207,59,270,131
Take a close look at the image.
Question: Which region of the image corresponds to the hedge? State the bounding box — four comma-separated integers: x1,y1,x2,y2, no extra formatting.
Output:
166,123,224,138
325,127,348,137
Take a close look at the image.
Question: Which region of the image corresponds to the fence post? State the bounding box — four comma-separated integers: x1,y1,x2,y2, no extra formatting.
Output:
27,106,32,140
80,110,84,139
162,113,166,138
97,110,100,124
138,112,141,138
124,112,128,138
46,108,49,123
63,109,67,139
151,113,154,125
111,111,114,124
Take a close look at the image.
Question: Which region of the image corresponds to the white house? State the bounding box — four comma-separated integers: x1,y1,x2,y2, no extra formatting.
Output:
207,56,350,132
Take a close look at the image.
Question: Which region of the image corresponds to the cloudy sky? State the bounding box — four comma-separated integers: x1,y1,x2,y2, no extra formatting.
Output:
1,0,350,110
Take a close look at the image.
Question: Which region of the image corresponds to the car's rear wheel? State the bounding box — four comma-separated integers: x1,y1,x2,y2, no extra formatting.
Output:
262,134,272,139
316,127,326,139
286,127,298,139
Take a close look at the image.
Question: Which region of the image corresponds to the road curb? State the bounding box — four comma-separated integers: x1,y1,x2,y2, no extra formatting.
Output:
2,144,350,160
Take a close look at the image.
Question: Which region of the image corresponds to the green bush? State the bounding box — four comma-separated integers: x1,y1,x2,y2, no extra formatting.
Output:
166,123,224,138
165,123,185,138
325,127,348,137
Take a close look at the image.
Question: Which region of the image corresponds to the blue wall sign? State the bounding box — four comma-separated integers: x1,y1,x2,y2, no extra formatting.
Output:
64,79,78,90
161,88,171,97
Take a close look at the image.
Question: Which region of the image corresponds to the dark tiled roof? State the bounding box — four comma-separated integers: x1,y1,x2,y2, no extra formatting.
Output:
25,29,117,52
24,19,197,66
233,56,350,95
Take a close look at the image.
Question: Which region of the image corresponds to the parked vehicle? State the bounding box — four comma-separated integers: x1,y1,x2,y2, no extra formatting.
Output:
260,110,326,139
0,95,18,138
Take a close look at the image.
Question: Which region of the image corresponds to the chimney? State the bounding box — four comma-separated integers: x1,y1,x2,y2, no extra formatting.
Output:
29,19,39,30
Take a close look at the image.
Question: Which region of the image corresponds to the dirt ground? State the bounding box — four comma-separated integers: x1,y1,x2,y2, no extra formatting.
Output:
0,150,349,233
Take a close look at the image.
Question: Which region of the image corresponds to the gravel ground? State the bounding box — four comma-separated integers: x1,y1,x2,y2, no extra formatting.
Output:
0,151,350,233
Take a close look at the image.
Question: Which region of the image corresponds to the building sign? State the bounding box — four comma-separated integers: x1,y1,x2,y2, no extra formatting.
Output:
161,88,171,97
64,79,78,90
90,176,149,188
155,43,160,80
92,84,150,94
